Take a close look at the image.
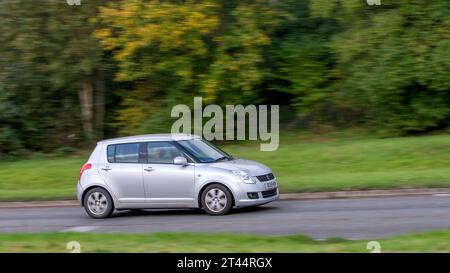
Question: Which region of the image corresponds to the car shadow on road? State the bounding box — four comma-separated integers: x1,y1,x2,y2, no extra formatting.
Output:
111,205,278,218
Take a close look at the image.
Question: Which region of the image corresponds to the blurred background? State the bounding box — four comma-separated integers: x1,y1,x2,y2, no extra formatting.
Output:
1,0,450,201
1,0,450,253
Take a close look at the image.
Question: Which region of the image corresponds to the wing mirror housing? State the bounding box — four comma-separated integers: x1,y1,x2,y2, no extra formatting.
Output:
174,156,188,165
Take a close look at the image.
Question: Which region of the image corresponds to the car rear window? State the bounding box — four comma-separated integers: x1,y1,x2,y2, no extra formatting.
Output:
107,145,115,162
107,143,141,163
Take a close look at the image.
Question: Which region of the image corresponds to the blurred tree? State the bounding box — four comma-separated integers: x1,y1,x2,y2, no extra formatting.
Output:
310,0,450,134
0,0,108,153
268,0,341,126
2,0,450,156
96,0,285,134
96,0,217,133
200,0,284,104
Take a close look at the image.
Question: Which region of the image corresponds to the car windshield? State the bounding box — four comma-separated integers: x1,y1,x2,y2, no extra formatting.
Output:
177,139,232,163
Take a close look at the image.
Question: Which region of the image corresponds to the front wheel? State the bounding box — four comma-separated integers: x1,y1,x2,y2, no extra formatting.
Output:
83,188,114,219
201,184,233,215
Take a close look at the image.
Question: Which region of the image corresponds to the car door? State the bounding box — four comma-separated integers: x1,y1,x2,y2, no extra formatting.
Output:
98,142,146,203
143,141,195,206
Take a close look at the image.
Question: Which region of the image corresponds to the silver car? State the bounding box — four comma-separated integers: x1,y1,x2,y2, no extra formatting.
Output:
77,134,279,218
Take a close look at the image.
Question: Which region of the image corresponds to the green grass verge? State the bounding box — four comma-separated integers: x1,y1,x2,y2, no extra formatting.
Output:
1,230,450,252
226,133,450,193
1,133,450,201
0,157,85,201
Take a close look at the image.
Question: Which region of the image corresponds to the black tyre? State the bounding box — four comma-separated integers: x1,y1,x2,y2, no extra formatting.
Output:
201,184,233,215
83,187,114,219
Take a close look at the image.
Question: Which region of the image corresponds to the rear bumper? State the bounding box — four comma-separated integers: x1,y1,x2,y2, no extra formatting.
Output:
76,181,83,205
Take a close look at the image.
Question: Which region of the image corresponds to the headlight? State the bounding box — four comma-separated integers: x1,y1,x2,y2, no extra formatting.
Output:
231,170,257,184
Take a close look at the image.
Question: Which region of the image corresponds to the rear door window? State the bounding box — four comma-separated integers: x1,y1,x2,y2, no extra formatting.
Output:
107,143,144,163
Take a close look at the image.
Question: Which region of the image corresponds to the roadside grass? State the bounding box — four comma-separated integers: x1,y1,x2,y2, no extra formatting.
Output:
1,132,450,201
0,156,85,201
1,229,450,252
226,133,450,193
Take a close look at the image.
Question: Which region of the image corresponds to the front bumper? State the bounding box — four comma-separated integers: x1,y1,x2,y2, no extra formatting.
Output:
234,189,279,207
233,180,280,207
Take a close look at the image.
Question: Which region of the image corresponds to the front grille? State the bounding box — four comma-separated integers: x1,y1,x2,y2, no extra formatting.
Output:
256,173,275,182
261,188,277,198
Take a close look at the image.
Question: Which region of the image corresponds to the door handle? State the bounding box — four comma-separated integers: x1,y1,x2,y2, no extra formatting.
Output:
144,167,154,172
101,166,112,171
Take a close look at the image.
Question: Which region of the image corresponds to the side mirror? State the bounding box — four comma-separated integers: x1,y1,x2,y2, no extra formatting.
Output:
174,156,188,165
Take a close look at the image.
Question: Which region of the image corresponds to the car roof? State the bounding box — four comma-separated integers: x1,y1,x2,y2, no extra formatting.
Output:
97,134,201,145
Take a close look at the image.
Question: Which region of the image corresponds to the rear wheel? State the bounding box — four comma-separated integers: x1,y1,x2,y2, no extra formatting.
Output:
83,188,114,219
201,184,233,215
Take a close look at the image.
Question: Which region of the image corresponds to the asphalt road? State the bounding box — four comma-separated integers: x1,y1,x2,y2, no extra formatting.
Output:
1,195,449,239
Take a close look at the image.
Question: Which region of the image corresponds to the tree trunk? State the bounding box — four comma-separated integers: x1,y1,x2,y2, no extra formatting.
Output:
95,73,105,140
78,74,94,143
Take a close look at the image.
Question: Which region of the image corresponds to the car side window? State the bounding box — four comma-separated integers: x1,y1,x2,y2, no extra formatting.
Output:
147,142,183,164
114,143,140,163
107,145,115,163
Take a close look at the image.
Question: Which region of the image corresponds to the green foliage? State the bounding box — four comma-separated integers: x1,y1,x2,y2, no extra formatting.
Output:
269,0,339,118
0,126,23,156
0,0,107,155
2,0,450,155
314,0,450,134
96,0,285,133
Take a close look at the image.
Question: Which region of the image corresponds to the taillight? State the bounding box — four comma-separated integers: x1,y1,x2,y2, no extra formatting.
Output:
79,163,92,180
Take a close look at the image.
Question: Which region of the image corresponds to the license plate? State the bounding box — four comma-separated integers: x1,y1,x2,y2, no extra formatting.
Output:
265,181,277,189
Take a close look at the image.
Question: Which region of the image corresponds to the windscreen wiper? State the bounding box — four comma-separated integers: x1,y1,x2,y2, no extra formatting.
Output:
213,156,229,162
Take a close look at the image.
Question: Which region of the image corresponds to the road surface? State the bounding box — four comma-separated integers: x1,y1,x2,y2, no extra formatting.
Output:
1,195,449,239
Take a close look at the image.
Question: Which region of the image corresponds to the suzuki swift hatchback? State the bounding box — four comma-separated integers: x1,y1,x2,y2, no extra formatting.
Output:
77,134,279,218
